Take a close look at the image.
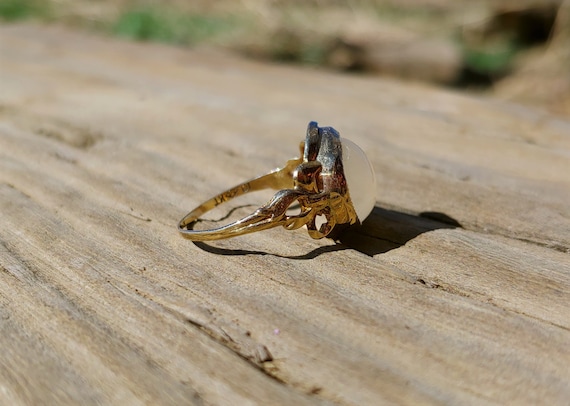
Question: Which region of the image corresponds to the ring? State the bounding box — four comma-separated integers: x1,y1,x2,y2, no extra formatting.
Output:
178,121,376,241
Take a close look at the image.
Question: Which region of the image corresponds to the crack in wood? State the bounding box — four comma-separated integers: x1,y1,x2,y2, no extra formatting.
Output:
128,289,285,384
0,104,102,150
182,314,287,386
183,314,274,365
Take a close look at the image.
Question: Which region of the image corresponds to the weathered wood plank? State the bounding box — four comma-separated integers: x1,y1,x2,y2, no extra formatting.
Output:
1,24,569,405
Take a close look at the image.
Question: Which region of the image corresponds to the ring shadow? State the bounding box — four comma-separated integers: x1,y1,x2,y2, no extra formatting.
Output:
192,206,461,259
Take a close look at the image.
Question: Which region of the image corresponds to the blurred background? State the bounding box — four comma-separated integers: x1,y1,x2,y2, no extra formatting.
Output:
2,0,568,117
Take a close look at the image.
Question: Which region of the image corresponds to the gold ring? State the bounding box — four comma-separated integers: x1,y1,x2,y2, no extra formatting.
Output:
178,122,376,241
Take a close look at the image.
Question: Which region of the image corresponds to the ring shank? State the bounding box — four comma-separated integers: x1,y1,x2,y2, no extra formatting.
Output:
178,157,302,240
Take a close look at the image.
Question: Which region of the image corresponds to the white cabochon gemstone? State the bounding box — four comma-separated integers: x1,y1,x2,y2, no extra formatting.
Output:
341,138,376,222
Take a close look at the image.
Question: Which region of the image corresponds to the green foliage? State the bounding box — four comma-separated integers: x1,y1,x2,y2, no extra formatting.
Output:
0,0,49,21
113,6,240,45
300,43,327,66
463,41,520,75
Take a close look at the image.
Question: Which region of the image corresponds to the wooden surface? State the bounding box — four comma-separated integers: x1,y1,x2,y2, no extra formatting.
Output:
1,23,569,405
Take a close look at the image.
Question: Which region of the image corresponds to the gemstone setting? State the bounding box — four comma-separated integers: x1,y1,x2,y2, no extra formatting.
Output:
342,138,376,222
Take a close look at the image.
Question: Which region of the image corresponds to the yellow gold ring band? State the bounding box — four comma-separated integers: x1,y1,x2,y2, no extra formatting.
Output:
178,122,375,241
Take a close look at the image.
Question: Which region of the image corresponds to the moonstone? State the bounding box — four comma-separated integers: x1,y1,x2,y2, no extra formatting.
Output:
342,138,376,222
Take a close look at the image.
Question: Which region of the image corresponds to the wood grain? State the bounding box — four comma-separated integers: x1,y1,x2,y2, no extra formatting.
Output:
1,24,569,405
